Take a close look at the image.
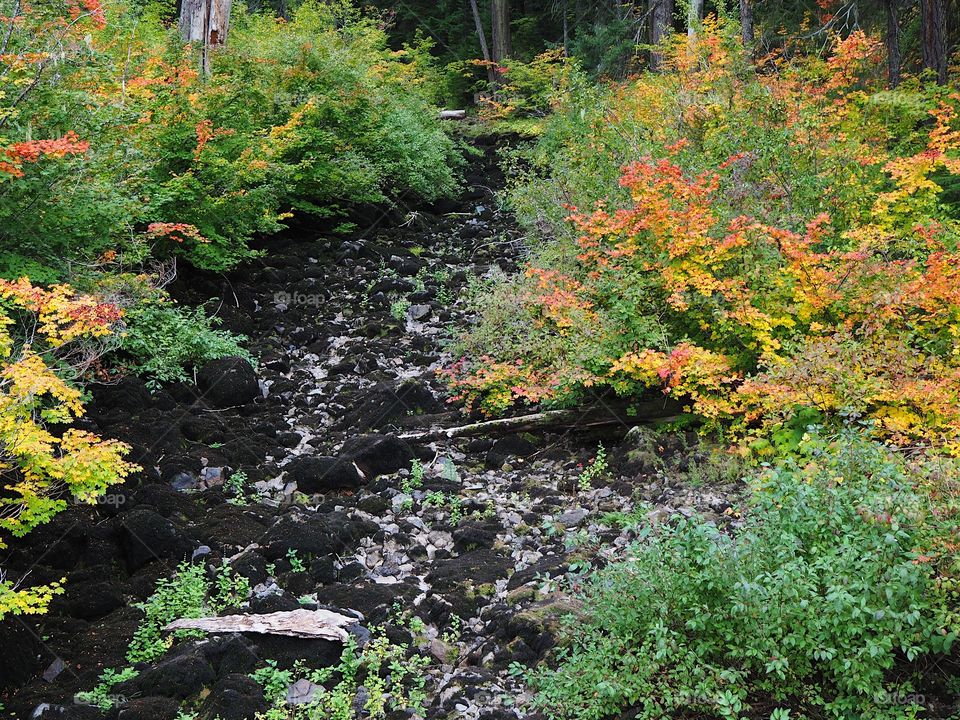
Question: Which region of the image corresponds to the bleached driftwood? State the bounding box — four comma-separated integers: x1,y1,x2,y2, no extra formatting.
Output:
398,398,683,442
439,110,467,120
164,608,357,641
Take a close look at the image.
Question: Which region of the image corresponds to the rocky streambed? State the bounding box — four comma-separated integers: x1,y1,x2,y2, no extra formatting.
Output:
0,136,741,720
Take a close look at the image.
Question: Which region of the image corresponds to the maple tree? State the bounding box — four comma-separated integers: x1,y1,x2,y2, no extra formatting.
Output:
0,0,458,278
0,279,136,618
449,24,960,450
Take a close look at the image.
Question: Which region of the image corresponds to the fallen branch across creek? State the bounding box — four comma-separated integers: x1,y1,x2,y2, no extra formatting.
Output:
398,397,683,443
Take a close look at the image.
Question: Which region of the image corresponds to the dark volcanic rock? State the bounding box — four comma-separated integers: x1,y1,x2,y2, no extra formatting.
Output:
0,620,50,690
426,549,514,618
452,521,497,552
485,435,537,469
208,635,263,676
197,674,268,720
51,579,124,621
341,434,414,477
121,647,215,700
340,381,442,430
285,455,364,492
180,414,228,444
277,431,302,448
119,509,194,571
115,697,180,720
196,356,259,408
45,705,103,719
90,376,153,414
262,511,377,561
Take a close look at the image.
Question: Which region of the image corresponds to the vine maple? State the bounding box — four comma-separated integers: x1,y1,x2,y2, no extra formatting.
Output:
448,27,960,449
0,279,137,618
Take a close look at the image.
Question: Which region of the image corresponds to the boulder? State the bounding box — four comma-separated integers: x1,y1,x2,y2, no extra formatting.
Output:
339,381,442,431
341,434,413,478
0,620,49,691
196,356,259,408
198,675,268,720
90,376,153,414
115,697,180,720
285,455,364,493
485,435,537,469
120,648,214,700
119,509,194,572
262,511,377,561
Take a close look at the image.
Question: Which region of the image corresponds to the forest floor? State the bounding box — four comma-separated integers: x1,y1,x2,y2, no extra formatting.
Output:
1,136,741,720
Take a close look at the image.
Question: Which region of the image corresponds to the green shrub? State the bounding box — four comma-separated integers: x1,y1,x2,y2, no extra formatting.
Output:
252,628,432,719
0,0,460,278
127,560,250,664
119,301,251,387
139,1,460,271
526,429,960,719
74,667,140,710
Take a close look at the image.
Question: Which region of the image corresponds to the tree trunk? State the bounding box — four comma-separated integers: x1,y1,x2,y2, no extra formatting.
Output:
469,0,497,88
687,0,702,37
920,0,948,84
491,0,511,63
885,0,901,87
490,0,511,89
180,0,233,76
650,0,673,69
740,0,754,48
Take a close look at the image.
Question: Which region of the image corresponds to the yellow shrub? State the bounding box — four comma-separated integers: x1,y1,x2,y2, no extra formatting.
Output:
0,279,138,617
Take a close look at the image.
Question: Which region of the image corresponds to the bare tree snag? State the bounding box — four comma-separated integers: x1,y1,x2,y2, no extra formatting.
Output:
469,0,497,86
180,0,233,76
920,0,947,84
886,0,902,87
688,0,703,37
650,0,674,70
740,0,754,48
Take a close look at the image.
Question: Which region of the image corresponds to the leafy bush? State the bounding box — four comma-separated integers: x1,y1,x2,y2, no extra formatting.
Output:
252,626,432,719
448,24,960,448
526,429,960,719
127,560,250,663
74,667,140,711
0,0,460,277
119,301,251,387
0,279,137,618
476,50,581,121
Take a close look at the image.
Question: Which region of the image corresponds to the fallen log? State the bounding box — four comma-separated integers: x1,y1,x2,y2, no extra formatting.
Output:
164,608,357,641
439,109,467,120
398,397,683,442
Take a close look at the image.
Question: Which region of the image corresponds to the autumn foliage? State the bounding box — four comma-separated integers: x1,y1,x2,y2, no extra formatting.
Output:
0,279,136,617
0,0,458,279
449,23,960,449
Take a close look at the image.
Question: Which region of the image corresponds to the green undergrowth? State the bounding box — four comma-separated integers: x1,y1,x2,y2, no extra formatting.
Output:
251,629,431,720
75,560,250,710
524,428,960,719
